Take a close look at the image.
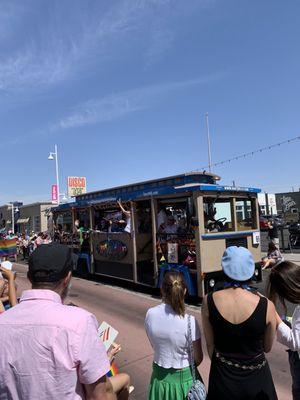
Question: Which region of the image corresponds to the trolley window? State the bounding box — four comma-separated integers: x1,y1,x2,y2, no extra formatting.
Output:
136,201,152,233
236,198,256,231
94,207,123,232
75,209,90,230
204,198,233,233
55,211,72,232
156,197,196,266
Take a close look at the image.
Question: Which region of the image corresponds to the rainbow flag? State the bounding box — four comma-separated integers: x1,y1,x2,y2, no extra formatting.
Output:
0,239,17,257
106,361,119,377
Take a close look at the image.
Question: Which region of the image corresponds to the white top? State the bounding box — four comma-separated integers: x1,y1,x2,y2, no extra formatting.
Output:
277,305,300,356
124,215,131,233
145,303,201,369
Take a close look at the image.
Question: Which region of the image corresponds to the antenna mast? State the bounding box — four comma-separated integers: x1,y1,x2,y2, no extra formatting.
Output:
205,113,212,172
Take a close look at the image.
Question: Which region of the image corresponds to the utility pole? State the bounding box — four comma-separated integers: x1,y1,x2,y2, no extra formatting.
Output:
205,113,212,172
11,204,14,234
54,144,60,205
48,144,60,205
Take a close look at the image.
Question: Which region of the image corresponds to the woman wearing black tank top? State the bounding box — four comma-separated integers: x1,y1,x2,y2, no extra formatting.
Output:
202,246,278,400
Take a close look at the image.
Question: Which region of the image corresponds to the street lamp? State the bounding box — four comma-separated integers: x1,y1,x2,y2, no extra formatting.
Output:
10,203,19,234
48,144,60,205
61,194,68,202
57,193,68,203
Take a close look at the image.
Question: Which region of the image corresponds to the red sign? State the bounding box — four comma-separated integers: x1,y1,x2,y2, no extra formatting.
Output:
52,185,58,202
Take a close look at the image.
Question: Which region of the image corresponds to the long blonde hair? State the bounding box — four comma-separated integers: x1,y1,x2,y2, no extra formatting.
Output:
161,271,187,317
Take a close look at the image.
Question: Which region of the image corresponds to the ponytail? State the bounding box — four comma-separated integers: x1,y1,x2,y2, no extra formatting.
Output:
162,271,186,317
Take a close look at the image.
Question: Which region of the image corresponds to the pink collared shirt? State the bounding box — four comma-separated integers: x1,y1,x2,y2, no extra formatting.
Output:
0,289,110,399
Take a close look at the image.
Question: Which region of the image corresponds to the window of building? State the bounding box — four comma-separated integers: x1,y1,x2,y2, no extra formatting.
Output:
33,216,41,232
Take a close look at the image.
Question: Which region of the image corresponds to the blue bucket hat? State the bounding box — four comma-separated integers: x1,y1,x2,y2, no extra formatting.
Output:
221,246,255,282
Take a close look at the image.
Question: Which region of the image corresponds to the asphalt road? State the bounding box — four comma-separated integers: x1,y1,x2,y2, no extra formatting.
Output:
12,262,293,400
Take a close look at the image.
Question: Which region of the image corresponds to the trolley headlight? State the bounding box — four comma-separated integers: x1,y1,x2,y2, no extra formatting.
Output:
209,279,215,288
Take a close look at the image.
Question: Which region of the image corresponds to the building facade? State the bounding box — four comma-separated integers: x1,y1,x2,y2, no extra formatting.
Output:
0,202,52,234
275,191,300,222
257,193,277,215
0,203,23,232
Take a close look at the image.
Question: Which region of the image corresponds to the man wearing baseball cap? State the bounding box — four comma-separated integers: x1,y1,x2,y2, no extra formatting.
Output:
0,244,116,400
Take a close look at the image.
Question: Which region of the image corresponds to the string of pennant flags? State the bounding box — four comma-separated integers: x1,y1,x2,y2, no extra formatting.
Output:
192,135,300,172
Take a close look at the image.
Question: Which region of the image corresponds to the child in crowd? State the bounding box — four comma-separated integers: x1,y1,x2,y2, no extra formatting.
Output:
202,246,278,399
262,242,283,270
145,271,203,400
68,302,133,399
107,342,133,399
268,261,300,400
0,261,17,312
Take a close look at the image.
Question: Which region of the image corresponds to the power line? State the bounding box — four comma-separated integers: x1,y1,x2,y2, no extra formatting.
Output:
192,135,300,172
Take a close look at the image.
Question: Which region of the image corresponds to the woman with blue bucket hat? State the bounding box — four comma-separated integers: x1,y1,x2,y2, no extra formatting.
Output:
202,246,278,399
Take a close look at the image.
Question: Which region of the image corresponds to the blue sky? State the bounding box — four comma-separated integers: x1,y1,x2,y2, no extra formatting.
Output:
1,0,300,204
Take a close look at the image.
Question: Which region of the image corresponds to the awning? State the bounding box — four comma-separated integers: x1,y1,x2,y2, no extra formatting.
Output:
6,220,11,224
17,218,30,224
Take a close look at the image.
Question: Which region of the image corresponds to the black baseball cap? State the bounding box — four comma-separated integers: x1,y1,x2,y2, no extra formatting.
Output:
28,244,73,283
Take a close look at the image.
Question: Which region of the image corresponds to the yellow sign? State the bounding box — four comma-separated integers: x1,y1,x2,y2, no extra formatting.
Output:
67,176,87,197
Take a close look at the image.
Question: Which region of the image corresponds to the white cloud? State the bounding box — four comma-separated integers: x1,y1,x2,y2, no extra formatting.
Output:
0,0,212,95
0,48,67,92
143,26,174,68
57,73,225,129
0,1,150,92
58,96,141,129
0,1,26,41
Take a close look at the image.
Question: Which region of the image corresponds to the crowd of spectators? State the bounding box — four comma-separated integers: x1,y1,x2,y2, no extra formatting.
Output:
0,241,300,399
0,229,52,261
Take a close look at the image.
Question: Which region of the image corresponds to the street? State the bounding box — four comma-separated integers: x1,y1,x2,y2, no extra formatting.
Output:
14,262,293,400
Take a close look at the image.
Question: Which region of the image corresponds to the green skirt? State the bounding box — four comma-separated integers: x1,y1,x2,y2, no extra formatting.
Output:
148,362,195,400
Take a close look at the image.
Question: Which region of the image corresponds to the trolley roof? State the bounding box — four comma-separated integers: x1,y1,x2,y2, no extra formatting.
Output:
53,172,260,212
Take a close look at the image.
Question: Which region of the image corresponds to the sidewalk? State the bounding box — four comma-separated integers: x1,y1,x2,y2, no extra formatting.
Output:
262,251,300,265
281,252,300,264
